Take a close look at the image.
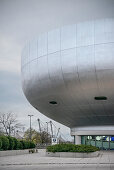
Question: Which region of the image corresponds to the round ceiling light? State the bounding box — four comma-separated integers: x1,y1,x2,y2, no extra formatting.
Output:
49,101,57,105
94,96,107,100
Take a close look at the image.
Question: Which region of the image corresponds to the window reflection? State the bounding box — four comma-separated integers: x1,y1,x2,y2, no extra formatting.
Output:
82,135,114,150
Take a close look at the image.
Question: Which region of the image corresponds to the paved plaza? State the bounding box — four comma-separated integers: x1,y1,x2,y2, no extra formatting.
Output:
0,149,114,170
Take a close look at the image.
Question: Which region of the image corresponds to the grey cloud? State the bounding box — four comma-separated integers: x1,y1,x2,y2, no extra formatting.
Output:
0,71,24,104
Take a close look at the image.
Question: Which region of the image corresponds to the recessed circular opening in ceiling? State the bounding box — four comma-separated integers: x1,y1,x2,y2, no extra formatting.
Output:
94,96,107,100
49,101,57,105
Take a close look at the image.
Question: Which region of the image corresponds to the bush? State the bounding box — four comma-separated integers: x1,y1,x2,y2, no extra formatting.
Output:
20,140,25,149
20,140,35,149
0,138,2,150
13,137,18,150
0,136,9,150
7,136,15,150
26,141,30,149
20,140,29,149
21,140,35,149
0,136,35,150
29,142,35,148
47,144,99,153
19,141,23,149
16,140,23,150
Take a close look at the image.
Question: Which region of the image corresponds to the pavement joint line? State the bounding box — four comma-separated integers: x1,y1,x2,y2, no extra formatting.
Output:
1,163,114,166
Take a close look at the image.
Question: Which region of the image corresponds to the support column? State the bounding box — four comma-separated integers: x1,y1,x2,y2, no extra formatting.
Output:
74,135,75,144
75,135,81,145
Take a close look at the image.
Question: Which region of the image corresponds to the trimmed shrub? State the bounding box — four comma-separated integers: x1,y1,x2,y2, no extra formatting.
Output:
0,136,9,150
20,140,29,149
26,141,30,149
20,140,35,149
18,141,23,149
7,136,14,150
0,138,2,150
16,140,23,150
20,140,24,149
13,137,18,150
47,144,99,153
0,136,35,150
29,142,35,148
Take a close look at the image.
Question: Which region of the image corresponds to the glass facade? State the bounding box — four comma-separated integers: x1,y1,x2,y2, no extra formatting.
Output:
81,136,114,150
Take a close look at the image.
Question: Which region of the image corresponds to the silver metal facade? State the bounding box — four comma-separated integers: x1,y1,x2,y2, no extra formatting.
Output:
21,18,114,128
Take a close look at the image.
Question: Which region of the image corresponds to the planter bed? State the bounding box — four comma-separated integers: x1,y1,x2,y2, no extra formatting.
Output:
46,144,100,158
0,149,37,157
46,151,99,158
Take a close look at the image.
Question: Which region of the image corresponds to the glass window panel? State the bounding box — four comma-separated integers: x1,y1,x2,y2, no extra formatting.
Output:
81,136,85,144
102,136,109,150
86,136,91,145
110,136,114,150
96,136,102,149
89,136,96,146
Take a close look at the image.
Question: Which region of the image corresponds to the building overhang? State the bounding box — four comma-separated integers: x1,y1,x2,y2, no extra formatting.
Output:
71,126,114,136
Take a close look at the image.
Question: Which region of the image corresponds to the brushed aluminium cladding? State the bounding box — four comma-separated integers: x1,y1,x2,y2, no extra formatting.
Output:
21,18,114,128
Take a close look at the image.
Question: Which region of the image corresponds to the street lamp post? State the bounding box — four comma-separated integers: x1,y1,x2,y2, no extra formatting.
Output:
28,115,34,141
46,122,50,144
46,122,49,134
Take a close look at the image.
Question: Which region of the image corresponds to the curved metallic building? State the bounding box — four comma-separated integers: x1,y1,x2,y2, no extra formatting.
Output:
21,18,114,147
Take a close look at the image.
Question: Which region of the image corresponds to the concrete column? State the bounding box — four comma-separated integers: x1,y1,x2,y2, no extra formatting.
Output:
75,135,81,145
74,135,75,144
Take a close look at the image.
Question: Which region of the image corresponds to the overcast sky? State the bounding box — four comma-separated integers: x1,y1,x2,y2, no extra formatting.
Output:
0,0,114,140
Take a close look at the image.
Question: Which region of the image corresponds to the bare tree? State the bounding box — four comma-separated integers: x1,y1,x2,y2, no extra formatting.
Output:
24,128,51,144
0,112,23,136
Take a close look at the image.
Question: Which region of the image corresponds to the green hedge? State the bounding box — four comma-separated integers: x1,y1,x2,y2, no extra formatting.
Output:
47,144,99,153
0,136,9,150
0,138,2,150
20,140,30,149
0,135,35,150
17,140,23,149
7,136,15,150
13,137,18,150
29,141,36,148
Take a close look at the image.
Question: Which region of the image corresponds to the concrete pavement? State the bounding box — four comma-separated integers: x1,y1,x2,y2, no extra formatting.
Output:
0,149,114,170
